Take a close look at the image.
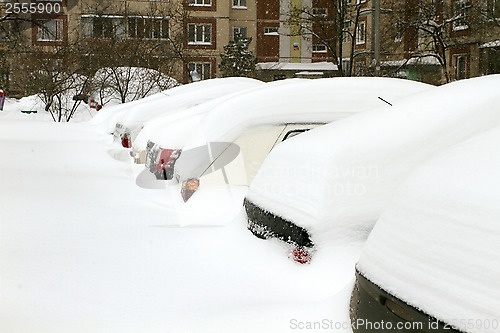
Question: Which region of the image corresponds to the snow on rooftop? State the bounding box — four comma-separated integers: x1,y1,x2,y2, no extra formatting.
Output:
381,55,441,67
480,40,500,48
295,71,324,76
246,74,500,250
357,126,500,333
256,62,339,71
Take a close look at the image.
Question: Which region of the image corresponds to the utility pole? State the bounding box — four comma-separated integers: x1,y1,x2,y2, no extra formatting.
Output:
373,0,381,75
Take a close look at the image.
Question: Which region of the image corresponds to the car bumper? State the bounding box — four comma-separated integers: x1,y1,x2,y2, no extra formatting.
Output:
243,198,314,250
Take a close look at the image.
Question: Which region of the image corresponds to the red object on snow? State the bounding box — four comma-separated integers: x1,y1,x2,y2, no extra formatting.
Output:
90,99,96,109
121,134,131,148
0,90,6,111
289,247,312,264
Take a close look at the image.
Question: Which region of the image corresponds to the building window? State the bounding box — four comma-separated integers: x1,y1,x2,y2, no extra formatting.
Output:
342,59,351,75
354,60,366,75
81,16,168,39
312,44,327,53
356,21,365,45
343,21,351,43
481,48,500,74
130,17,169,39
488,0,500,17
233,26,247,39
454,54,468,80
188,23,211,44
188,0,211,6
312,8,327,17
232,0,247,8
37,19,63,41
264,27,278,35
453,0,470,31
188,62,211,80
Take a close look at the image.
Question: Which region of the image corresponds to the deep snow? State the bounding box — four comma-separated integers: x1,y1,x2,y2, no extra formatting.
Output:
0,119,357,333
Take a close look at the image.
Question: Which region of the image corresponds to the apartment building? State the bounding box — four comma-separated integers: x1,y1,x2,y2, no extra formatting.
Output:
376,0,500,83
10,0,272,83
3,0,499,88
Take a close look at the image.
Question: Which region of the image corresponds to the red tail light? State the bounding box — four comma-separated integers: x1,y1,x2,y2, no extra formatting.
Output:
154,149,181,174
289,247,312,264
121,134,131,148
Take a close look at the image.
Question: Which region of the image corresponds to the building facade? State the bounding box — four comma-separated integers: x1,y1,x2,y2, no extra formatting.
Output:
1,0,499,90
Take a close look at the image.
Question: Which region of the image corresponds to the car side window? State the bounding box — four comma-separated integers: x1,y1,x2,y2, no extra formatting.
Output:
283,129,309,141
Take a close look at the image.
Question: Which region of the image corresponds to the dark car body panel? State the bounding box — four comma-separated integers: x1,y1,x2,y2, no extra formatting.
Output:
350,269,463,333
244,198,314,250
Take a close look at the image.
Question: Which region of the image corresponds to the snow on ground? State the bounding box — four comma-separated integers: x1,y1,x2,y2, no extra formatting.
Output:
0,95,97,122
0,119,357,333
357,126,500,333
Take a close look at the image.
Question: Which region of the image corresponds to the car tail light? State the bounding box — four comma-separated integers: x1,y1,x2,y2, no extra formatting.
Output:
289,247,312,264
121,134,131,148
181,178,199,202
154,149,181,179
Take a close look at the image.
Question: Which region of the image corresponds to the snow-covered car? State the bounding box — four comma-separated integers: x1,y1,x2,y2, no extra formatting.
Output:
244,74,500,261
174,77,434,202
90,77,264,147
130,79,280,175
352,126,500,333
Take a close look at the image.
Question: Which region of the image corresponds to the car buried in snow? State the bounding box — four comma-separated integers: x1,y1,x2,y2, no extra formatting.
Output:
243,74,500,264
352,125,500,333
172,77,434,203
130,79,274,177
90,77,264,148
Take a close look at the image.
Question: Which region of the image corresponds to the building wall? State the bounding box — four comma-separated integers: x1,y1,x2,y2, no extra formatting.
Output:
5,0,500,87
256,0,280,62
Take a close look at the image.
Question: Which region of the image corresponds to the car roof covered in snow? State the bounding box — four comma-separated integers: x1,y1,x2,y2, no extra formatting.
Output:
357,125,500,333
89,77,264,133
133,78,310,150
245,74,500,248
182,77,434,148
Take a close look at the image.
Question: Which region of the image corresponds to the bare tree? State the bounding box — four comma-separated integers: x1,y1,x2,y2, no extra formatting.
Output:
78,1,190,105
384,0,487,83
17,43,91,122
287,0,364,76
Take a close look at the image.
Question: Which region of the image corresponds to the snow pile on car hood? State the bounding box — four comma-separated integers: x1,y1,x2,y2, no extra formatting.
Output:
183,77,433,148
246,74,500,248
89,77,264,133
357,126,500,333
